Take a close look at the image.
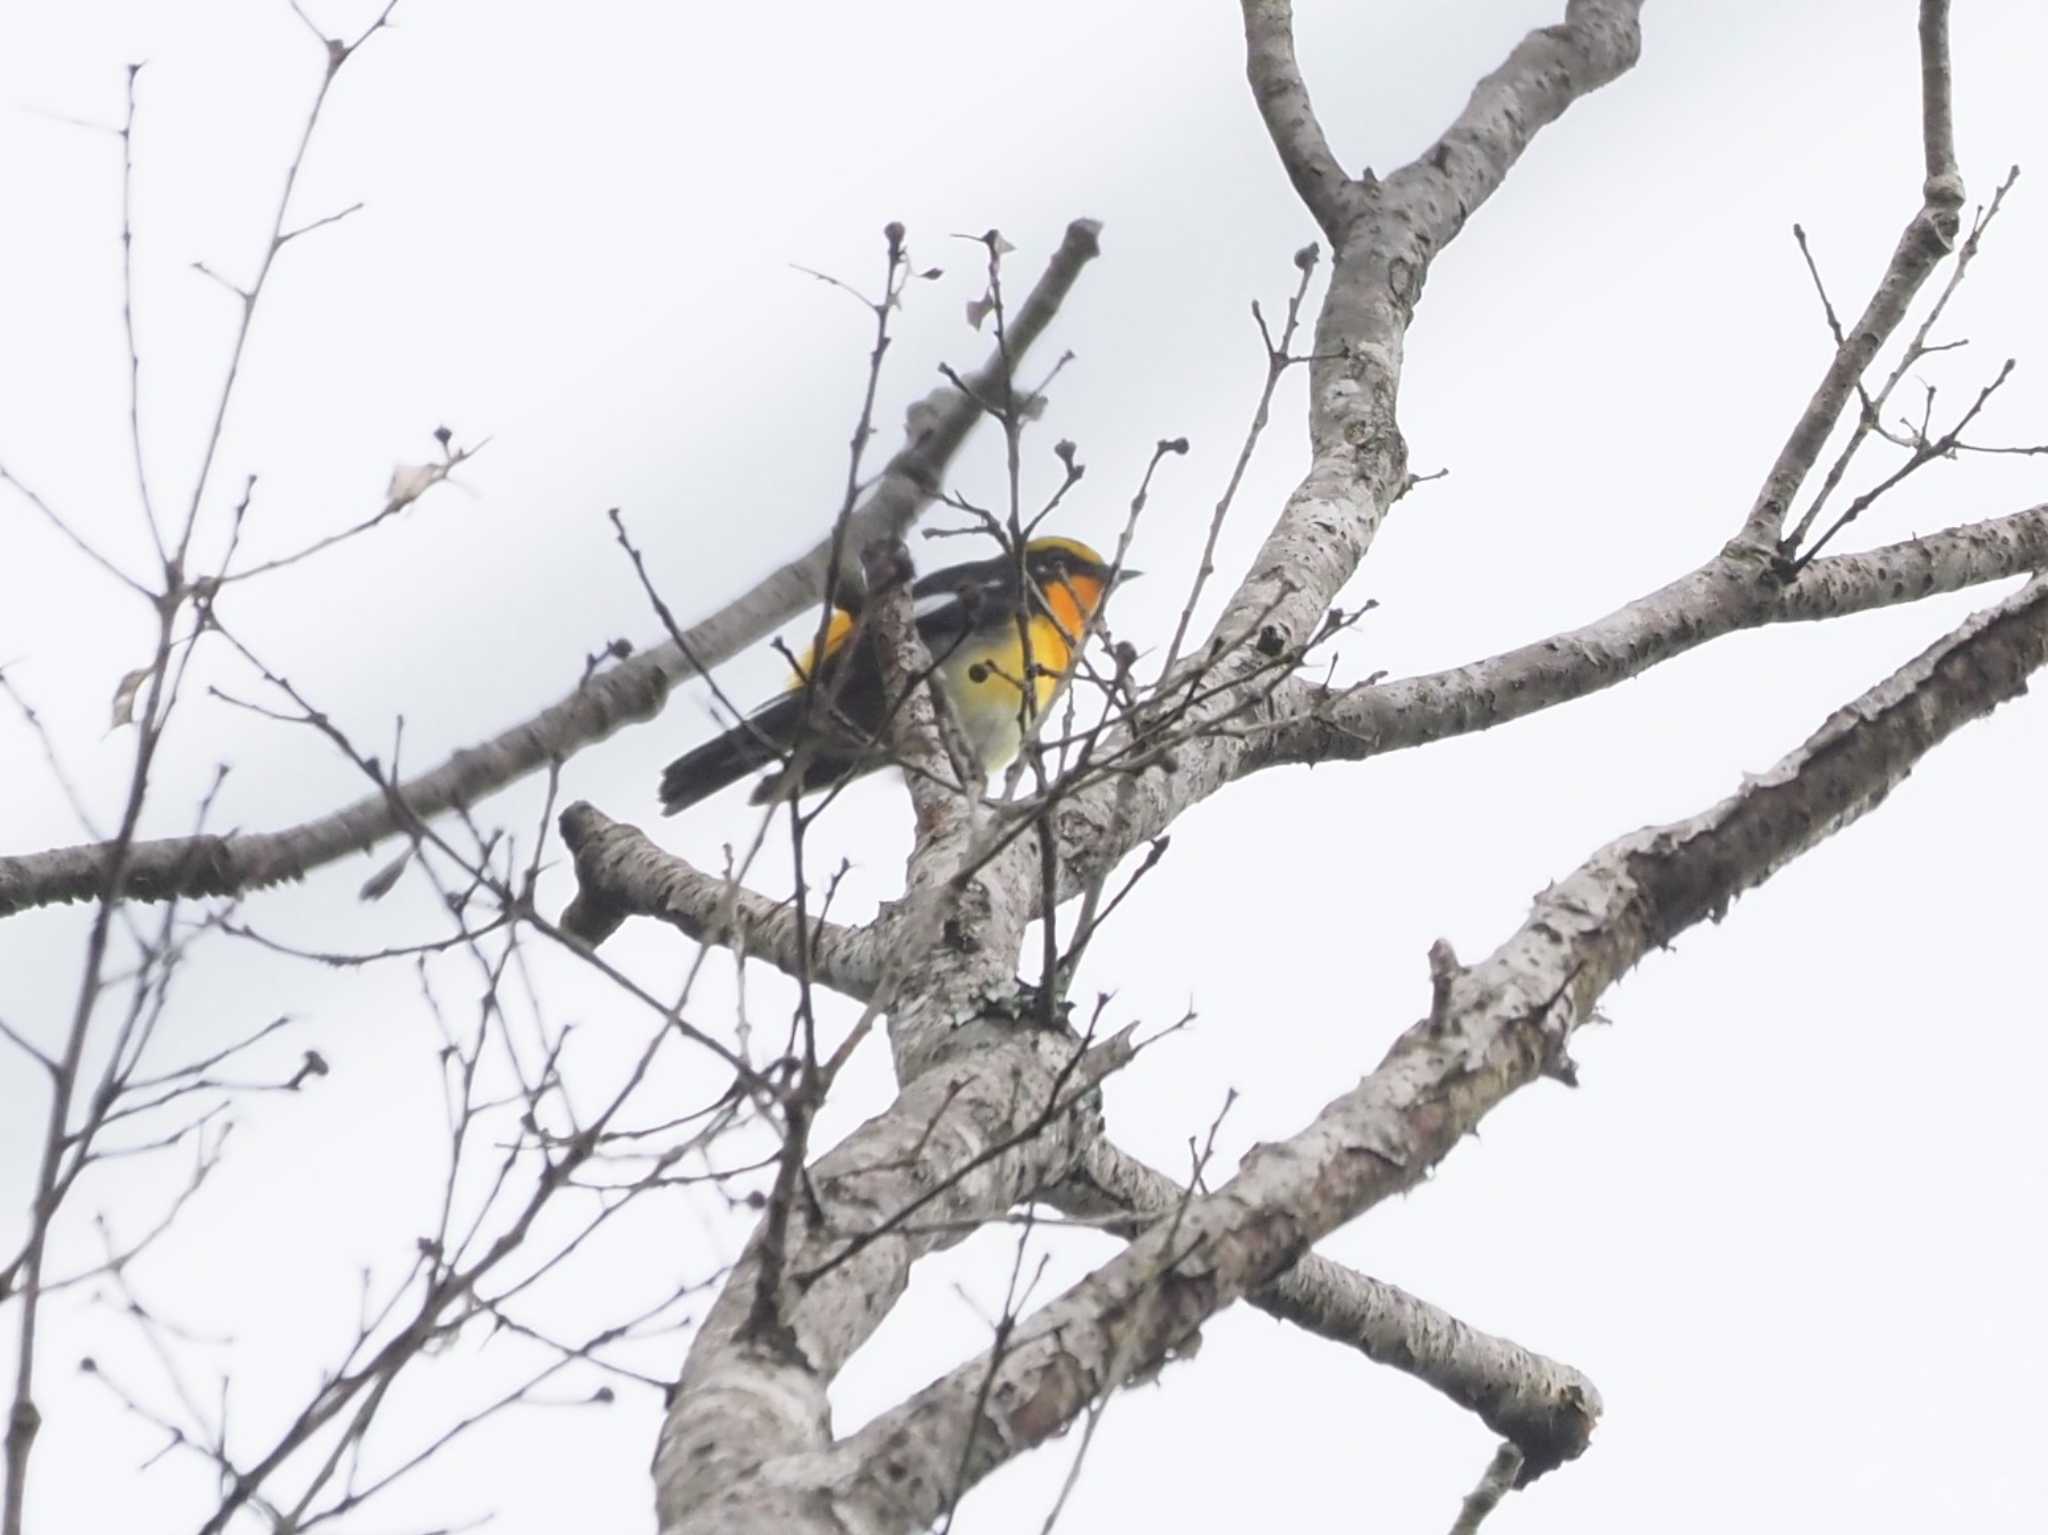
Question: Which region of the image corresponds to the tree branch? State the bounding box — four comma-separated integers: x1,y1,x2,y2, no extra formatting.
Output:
1447,1442,1526,1535
1206,1,1643,696
796,570,2048,1534
1733,0,1965,554
651,1023,1119,1534
1240,0,1356,238
1051,1139,1602,1480
554,802,882,988
1246,502,2048,772
1918,0,1960,198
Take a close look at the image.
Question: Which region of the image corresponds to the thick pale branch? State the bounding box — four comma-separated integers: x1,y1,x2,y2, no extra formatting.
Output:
1776,502,2048,616
1387,0,1646,248
554,803,883,990
1212,1,1643,683
1918,0,1959,195
0,221,1103,920
800,571,2048,1533
1240,0,1356,237
1247,503,2048,771
653,1023,1116,1534
1051,1139,1602,1479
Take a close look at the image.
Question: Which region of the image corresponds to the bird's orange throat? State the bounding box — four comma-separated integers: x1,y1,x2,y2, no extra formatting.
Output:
1041,575,1105,642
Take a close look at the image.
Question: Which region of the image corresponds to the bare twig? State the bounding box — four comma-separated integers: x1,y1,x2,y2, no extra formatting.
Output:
118,64,167,570
1156,244,1319,687
1794,357,2017,567
171,3,405,574
1783,166,2021,554
1447,1443,1526,1535
210,436,488,586
0,463,150,597
1735,0,1966,552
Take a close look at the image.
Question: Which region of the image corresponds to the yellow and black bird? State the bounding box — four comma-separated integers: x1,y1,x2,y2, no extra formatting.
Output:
658,536,1131,814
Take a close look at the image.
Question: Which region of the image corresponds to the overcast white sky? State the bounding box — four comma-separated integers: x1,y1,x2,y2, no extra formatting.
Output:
3,2,2045,1531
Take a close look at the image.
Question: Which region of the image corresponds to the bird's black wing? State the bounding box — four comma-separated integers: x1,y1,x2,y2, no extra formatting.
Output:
660,559,1019,814
659,607,892,815
658,690,806,815
909,553,1019,655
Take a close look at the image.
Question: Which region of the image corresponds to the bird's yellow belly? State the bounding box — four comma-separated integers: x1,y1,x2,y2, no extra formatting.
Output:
937,637,1060,777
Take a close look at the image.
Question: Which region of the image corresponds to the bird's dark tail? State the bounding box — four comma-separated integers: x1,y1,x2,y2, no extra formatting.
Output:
658,702,795,815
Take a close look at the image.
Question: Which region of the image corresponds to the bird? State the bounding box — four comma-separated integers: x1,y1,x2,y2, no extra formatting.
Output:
658,536,1133,814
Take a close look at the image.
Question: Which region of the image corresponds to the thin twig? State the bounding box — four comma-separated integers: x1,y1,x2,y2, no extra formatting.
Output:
1447,1442,1525,1535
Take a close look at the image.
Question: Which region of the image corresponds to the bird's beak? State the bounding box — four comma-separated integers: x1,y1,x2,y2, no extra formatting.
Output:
1113,567,1142,584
